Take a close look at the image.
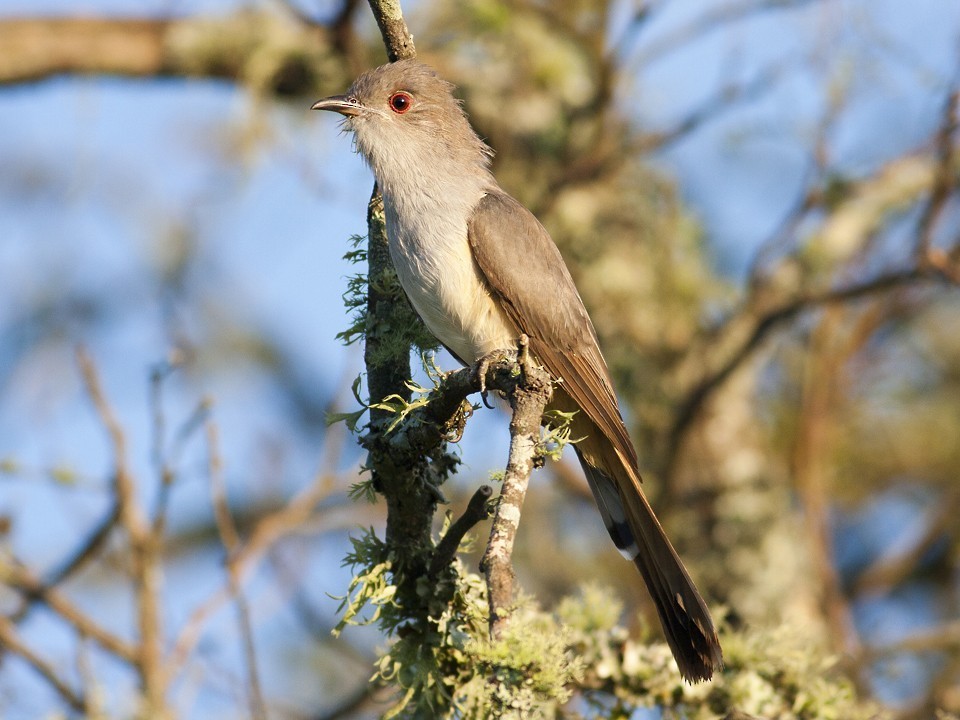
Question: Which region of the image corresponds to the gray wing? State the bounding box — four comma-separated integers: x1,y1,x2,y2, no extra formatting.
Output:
466,191,638,471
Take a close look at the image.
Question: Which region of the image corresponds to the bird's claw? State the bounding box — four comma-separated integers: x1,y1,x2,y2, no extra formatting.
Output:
474,354,496,409
473,336,531,408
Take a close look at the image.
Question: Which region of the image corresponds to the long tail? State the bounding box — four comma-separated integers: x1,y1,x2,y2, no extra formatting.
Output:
577,450,723,682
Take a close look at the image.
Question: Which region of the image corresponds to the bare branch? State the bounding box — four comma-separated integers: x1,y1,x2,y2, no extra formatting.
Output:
4,562,137,663
854,489,960,595
665,265,955,476
915,88,959,261
150,359,210,538
480,337,554,639
863,620,960,659
207,421,267,720
0,17,170,83
164,374,356,677
430,485,493,577
9,500,120,624
76,348,168,717
166,467,339,675
637,63,785,152
366,0,416,62
0,14,346,96
0,616,85,712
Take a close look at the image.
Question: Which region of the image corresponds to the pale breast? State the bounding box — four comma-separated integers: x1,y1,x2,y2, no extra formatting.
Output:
383,194,517,364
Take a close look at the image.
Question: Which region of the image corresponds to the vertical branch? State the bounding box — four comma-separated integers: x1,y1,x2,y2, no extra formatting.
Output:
916,87,959,262
791,310,859,658
481,341,553,638
789,303,893,691
366,0,416,62
363,191,413,438
361,187,448,612
77,348,168,718
207,421,267,720
359,0,454,611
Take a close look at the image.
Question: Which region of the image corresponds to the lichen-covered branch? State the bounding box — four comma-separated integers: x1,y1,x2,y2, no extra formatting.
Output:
480,339,553,639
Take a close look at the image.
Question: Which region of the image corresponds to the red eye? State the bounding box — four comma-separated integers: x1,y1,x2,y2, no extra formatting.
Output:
388,91,412,114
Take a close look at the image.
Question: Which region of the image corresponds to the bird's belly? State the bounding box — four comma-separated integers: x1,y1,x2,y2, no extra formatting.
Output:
387,226,516,365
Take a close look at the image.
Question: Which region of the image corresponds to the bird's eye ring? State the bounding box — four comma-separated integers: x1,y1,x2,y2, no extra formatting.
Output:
388,92,413,114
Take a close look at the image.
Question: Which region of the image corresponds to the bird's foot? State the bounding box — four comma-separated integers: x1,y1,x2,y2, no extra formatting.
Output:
472,351,500,409
472,336,532,407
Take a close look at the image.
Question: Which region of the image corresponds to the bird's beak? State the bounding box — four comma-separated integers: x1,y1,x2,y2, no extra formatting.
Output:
310,94,362,117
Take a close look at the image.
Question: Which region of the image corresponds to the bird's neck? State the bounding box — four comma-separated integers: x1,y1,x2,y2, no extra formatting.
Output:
354,125,496,215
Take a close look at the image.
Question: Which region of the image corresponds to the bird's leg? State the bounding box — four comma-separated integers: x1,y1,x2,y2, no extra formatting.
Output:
472,349,507,409
515,334,532,379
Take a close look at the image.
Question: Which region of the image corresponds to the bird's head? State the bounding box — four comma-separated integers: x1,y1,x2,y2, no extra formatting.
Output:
311,60,492,189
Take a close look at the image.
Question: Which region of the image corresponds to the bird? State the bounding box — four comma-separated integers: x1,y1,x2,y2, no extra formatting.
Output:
312,59,722,682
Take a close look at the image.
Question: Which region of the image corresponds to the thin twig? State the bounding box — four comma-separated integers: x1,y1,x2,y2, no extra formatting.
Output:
5,562,137,662
631,0,823,68
77,347,168,717
854,489,960,595
10,499,120,624
863,620,960,659
665,264,956,479
149,360,172,535
164,365,359,679
637,62,786,152
151,360,210,538
0,616,85,712
915,88,959,261
207,421,267,720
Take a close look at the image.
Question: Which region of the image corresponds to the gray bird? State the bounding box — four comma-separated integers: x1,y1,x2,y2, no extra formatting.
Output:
312,59,722,682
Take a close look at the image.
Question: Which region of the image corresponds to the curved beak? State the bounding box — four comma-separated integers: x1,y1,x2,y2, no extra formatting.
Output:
310,94,362,117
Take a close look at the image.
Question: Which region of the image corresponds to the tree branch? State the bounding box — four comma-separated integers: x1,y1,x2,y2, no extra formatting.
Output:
4,561,137,662
480,338,553,639
915,87,959,260
665,264,956,477
77,348,168,718
0,14,347,97
430,485,493,577
0,616,85,712
207,421,266,720
8,499,120,624
367,0,416,62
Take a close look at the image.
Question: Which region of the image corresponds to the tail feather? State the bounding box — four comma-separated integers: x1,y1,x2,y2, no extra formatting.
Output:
578,452,722,682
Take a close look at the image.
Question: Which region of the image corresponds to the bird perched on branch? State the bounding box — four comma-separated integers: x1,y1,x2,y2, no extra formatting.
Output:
312,59,722,682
